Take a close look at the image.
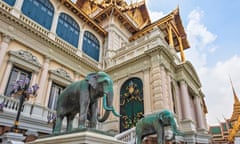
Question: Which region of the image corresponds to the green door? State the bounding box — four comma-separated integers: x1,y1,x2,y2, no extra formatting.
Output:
120,78,144,132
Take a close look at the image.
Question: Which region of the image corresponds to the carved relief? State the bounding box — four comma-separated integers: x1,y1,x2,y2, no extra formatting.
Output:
50,68,73,81
9,50,41,67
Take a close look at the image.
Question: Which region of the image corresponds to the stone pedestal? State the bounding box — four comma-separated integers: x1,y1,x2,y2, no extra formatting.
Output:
27,129,125,144
0,132,26,144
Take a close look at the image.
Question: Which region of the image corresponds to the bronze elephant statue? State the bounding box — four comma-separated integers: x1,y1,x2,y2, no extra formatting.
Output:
53,71,120,134
135,110,179,144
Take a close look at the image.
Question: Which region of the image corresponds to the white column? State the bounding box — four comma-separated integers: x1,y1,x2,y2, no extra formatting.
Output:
36,57,50,104
160,66,167,109
0,35,11,68
78,28,84,50
179,81,192,120
174,81,182,120
77,26,84,57
167,74,173,111
143,68,151,115
48,11,60,40
0,62,13,94
44,79,52,107
10,0,24,18
194,96,205,129
30,72,38,86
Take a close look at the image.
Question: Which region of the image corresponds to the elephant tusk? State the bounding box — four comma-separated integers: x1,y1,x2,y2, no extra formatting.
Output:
103,94,114,111
112,109,121,117
103,94,121,117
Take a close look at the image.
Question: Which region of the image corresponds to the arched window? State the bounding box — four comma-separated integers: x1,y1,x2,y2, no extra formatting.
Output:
120,78,144,132
21,0,54,30
3,0,16,6
56,13,80,48
82,31,100,61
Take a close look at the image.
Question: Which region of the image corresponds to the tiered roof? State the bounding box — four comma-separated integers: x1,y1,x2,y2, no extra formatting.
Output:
62,0,190,53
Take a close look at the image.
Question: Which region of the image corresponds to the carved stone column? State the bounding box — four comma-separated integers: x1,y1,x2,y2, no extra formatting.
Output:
30,72,38,86
0,61,13,94
194,96,205,130
179,81,191,120
0,35,11,68
179,80,196,132
43,79,52,107
143,68,151,115
36,57,50,104
173,81,182,120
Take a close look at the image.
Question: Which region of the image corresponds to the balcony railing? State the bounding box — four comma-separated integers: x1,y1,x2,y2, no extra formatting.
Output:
114,127,136,144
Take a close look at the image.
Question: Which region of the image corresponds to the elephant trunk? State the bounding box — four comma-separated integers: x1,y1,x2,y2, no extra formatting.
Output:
97,79,121,122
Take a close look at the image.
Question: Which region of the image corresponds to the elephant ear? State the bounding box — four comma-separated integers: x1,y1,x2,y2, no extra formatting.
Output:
86,73,98,89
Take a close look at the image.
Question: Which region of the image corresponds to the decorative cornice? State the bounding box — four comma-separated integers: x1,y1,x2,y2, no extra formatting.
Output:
175,61,202,91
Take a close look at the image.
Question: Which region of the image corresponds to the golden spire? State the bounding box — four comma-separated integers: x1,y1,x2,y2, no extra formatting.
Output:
230,77,240,104
230,76,240,123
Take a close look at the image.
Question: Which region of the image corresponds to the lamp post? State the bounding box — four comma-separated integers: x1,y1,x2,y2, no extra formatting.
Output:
10,77,39,133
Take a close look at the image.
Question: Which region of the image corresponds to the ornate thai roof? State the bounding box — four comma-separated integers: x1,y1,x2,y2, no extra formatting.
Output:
130,7,190,51
76,0,151,33
69,0,190,52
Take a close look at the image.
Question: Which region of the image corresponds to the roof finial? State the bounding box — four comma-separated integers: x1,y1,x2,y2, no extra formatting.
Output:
229,76,240,103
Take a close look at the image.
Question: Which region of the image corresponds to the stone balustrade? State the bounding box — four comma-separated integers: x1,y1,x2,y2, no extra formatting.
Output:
0,1,12,12
19,15,49,37
115,127,136,144
0,95,77,134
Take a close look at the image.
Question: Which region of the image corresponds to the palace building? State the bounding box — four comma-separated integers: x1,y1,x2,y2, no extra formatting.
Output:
0,0,210,143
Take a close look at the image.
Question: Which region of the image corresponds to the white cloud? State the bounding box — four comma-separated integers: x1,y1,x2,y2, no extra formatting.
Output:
187,9,217,50
185,9,240,125
145,0,165,22
185,9,217,68
201,55,240,125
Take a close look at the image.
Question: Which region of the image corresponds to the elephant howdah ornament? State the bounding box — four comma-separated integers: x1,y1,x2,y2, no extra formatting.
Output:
53,71,121,134
135,110,179,144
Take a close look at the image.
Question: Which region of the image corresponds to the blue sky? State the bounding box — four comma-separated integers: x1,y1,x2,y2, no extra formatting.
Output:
146,0,240,125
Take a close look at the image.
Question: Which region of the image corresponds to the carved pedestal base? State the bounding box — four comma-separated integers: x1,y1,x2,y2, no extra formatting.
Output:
27,129,125,144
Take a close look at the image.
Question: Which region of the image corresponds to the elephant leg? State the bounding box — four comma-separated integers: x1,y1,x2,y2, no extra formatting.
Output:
136,126,142,144
79,100,89,129
66,115,75,132
154,122,165,144
89,103,98,128
53,115,64,134
136,133,142,144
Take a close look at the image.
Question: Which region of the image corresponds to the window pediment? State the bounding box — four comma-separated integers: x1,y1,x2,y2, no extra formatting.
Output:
8,50,41,72
49,68,73,86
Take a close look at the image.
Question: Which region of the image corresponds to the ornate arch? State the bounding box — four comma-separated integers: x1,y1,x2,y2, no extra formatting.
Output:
120,77,144,132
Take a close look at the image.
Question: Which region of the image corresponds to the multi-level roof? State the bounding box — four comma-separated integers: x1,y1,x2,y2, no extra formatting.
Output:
62,0,190,58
